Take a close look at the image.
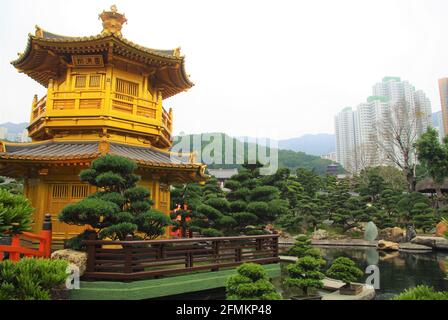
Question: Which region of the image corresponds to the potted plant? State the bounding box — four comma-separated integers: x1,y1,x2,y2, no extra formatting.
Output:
284,256,325,300
326,257,364,295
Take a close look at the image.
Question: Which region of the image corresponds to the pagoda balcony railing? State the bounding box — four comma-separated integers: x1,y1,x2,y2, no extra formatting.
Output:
28,89,173,144
162,107,173,131
30,95,47,123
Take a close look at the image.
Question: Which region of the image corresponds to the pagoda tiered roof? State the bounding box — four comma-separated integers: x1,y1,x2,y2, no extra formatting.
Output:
12,26,193,99
0,140,207,182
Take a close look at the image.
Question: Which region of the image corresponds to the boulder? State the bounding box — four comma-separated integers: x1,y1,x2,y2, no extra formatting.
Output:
377,240,399,251
436,221,448,237
311,229,329,240
379,227,405,243
51,249,87,276
411,236,448,250
364,222,378,241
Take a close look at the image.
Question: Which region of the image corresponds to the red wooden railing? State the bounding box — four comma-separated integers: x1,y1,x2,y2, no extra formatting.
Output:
0,214,52,262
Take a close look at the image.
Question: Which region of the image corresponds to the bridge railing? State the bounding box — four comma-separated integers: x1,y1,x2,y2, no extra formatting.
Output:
82,234,280,281
0,214,52,262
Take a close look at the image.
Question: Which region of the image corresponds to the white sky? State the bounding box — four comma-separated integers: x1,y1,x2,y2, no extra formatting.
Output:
1,0,447,139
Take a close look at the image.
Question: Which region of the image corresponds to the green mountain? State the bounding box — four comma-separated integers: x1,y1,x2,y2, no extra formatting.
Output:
173,133,341,175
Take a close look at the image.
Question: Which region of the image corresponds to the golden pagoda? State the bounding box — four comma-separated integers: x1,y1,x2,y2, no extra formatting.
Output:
0,6,207,242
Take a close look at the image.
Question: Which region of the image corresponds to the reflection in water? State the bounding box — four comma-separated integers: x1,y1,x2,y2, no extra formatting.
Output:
316,246,448,300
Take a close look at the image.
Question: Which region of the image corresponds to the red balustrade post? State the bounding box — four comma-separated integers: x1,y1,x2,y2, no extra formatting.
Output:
39,214,52,258
9,235,21,262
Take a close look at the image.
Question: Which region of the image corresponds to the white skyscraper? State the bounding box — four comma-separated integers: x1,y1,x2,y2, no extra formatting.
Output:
335,77,432,172
373,77,432,136
335,107,358,172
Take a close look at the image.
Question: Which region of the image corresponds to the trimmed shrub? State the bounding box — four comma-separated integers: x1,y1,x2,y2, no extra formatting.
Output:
326,257,363,285
201,228,224,237
205,198,231,213
226,263,281,300
229,200,248,213
224,180,242,191
60,155,170,245
284,256,325,296
0,258,68,300
393,285,448,300
0,189,33,235
250,186,280,202
232,212,259,226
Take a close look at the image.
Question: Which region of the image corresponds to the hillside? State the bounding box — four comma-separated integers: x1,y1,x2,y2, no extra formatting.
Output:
173,133,341,175
0,122,28,134
277,133,335,156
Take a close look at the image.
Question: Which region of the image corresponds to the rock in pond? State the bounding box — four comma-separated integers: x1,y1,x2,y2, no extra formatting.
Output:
379,227,405,243
411,236,448,250
377,240,399,251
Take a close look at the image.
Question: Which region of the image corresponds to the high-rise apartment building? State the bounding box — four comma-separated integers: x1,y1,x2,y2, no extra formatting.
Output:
432,111,445,143
335,77,432,172
335,107,358,172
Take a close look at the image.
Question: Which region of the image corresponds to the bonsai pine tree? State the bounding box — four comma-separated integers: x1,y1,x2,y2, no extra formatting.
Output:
411,202,436,233
326,257,364,286
284,256,325,296
225,263,281,300
59,155,171,247
288,235,325,264
0,189,33,235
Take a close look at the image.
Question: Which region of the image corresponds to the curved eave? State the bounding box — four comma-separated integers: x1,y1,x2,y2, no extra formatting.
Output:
11,32,195,96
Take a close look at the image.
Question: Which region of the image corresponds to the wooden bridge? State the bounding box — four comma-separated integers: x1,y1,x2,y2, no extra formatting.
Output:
82,234,280,281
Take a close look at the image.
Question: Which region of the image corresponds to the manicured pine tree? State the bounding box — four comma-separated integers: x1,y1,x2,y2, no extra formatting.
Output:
225,262,281,300
284,256,325,297
59,155,171,247
326,257,363,286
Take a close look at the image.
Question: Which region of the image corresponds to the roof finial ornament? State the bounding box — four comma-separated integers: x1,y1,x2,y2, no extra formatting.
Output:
173,47,181,58
99,5,127,37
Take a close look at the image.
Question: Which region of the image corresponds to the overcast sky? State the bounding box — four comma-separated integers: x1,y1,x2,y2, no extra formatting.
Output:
1,0,447,139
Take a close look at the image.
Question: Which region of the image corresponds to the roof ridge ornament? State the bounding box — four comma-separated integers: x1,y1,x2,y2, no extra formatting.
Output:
35,25,44,38
99,5,127,37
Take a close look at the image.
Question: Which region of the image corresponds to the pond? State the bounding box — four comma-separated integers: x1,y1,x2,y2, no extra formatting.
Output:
298,246,448,300
156,246,448,300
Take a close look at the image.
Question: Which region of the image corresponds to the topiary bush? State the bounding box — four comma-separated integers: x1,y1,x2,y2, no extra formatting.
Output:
392,285,448,300
0,189,33,235
287,235,325,265
326,257,363,285
284,256,325,296
0,258,68,300
225,263,281,300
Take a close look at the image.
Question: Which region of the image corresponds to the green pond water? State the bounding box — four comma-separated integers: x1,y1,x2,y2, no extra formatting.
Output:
313,246,448,300
168,246,448,300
